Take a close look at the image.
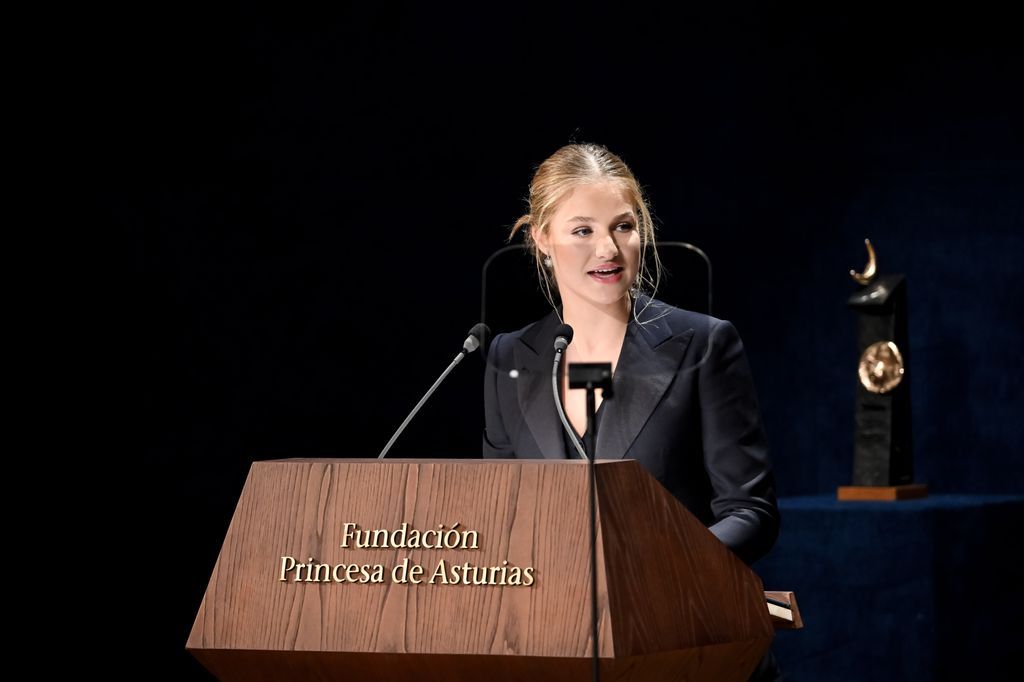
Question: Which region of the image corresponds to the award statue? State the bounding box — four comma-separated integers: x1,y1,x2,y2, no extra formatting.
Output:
838,239,928,501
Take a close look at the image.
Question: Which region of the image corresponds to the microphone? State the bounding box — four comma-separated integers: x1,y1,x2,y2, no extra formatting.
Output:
377,322,491,459
462,322,488,354
554,324,573,353
552,325,605,682
551,324,587,460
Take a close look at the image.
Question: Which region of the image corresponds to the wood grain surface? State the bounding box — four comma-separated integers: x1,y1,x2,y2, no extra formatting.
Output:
188,459,771,681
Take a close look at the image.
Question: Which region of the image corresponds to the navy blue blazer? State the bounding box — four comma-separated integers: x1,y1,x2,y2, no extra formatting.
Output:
482,298,779,565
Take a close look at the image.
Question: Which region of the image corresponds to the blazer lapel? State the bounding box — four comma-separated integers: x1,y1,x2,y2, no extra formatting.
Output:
597,304,694,459
513,311,568,459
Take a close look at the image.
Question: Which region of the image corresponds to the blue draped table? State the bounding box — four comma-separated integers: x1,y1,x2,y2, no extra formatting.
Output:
755,494,1024,682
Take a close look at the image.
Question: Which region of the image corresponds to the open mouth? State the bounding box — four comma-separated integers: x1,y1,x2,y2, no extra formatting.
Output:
587,266,624,282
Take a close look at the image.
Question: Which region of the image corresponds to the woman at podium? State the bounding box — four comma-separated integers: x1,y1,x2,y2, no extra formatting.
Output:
482,143,782,680
482,142,780,568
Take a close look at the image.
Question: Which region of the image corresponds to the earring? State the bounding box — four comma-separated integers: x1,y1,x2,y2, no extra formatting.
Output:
543,256,552,268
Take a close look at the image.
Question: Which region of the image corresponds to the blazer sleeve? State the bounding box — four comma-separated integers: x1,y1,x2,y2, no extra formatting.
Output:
699,319,780,564
482,332,515,458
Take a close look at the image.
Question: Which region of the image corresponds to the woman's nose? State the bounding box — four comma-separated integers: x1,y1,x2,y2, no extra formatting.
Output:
596,233,620,259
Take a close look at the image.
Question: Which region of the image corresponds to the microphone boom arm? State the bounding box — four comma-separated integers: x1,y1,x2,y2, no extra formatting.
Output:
377,323,489,460
377,351,467,459
553,351,588,459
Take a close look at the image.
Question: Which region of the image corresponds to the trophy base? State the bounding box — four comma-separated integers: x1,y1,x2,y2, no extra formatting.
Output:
837,484,928,501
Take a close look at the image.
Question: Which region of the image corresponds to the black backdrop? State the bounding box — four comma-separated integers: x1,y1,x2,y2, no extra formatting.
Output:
113,4,1022,679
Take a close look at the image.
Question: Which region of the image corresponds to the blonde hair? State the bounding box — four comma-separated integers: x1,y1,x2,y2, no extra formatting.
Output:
508,143,662,315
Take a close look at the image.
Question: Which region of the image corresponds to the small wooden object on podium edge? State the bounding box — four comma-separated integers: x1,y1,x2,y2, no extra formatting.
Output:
187,458,779,682
840,239,927,502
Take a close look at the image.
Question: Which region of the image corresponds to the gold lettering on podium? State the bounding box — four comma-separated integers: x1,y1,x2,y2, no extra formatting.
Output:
279,521,533,587
340,522,480,550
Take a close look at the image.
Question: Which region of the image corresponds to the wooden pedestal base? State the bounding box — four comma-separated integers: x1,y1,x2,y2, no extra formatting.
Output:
837,484,928,501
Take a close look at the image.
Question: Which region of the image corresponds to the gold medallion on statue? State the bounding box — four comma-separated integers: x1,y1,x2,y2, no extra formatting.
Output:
858,341,905,394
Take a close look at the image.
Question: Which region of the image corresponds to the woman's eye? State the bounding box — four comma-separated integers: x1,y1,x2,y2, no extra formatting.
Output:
616,222,635,232
572,227,592,237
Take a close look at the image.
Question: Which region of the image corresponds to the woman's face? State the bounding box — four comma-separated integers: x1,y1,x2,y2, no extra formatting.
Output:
534,182,641,312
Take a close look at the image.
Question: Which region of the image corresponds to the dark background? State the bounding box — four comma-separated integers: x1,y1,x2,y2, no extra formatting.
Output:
112,3,1021,679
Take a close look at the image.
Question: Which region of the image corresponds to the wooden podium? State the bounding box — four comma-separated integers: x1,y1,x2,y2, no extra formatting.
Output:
188,459,774,681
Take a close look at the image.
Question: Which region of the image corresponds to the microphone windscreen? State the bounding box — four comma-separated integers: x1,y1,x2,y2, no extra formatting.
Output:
463,322,491,353
467,322,490,341
554,323,574,343
553,323,574,351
